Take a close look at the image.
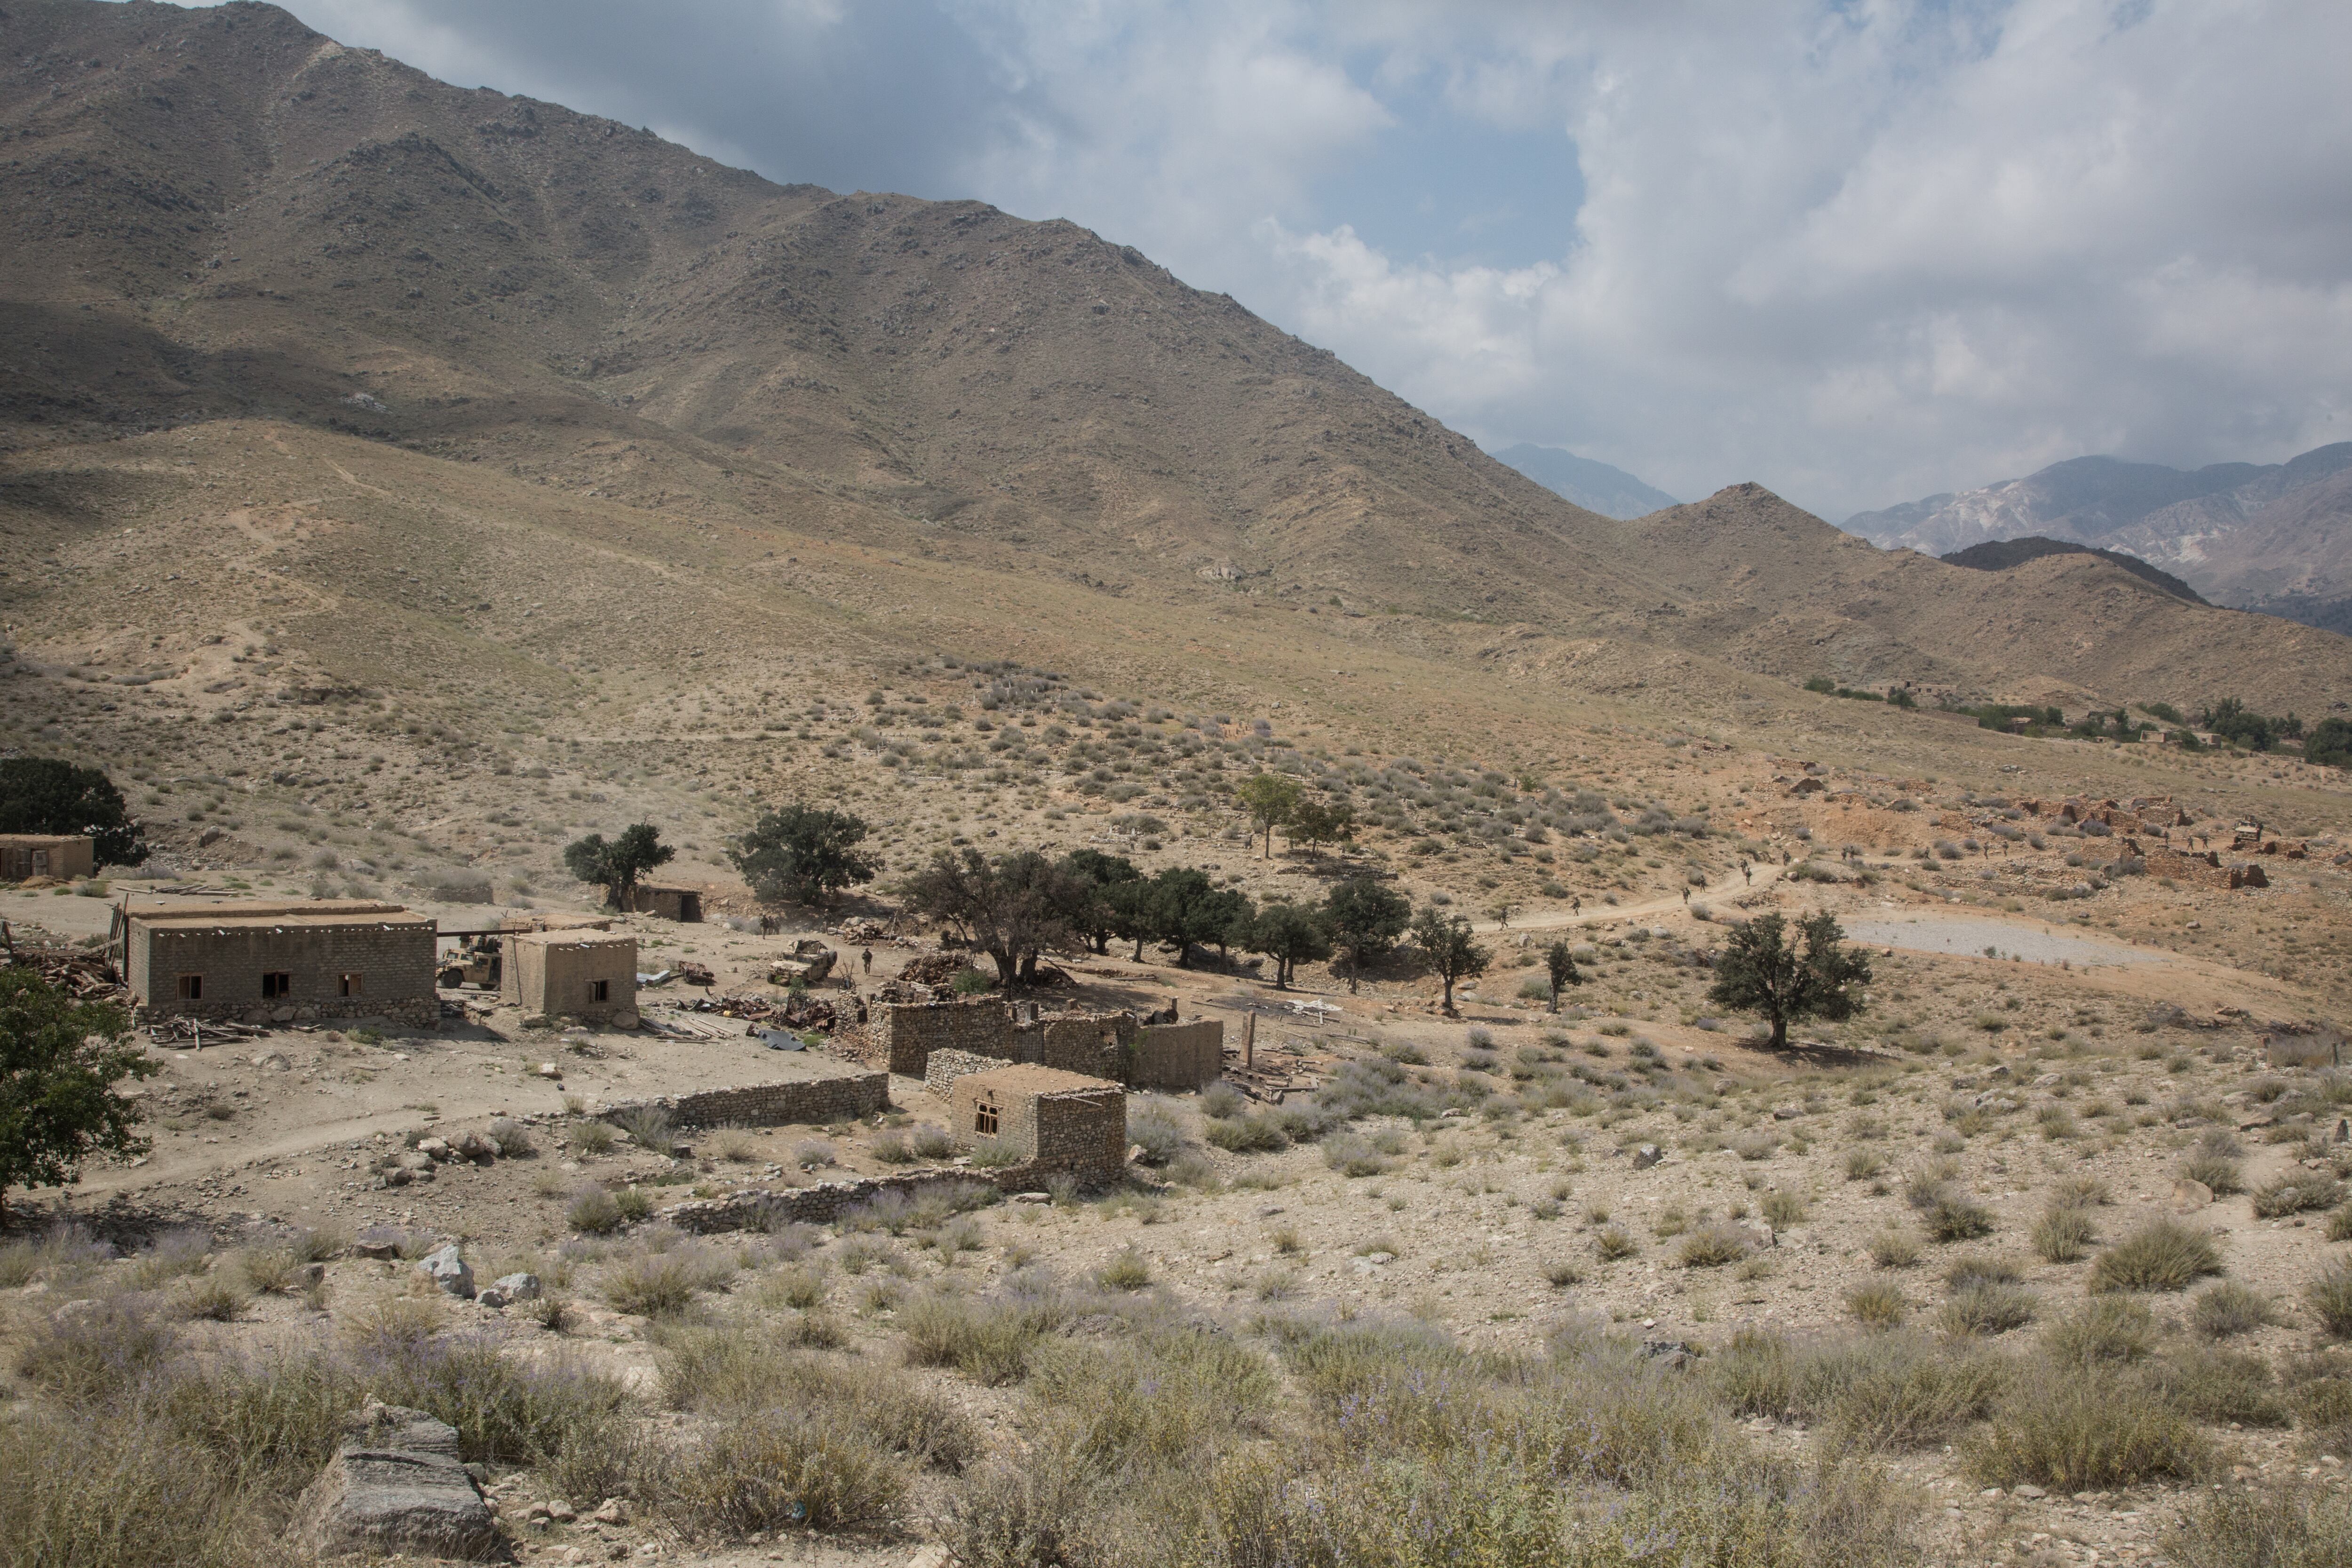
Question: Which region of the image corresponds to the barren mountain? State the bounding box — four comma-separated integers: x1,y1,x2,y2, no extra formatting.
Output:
1848,444,2352,631
1489,443,1678,520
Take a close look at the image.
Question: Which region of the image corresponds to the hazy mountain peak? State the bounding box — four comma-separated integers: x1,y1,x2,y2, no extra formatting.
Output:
1490,443,1678,520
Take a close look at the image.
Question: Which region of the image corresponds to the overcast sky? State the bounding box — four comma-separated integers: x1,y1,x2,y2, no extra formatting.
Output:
263,0,2352,521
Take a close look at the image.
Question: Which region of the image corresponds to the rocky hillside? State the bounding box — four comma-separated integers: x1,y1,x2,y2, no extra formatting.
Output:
2,0,2348,727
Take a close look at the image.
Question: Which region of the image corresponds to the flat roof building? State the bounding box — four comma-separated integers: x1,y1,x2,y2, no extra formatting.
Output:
507,930,638,1023
0,834,93,882
950,1064,1126,1184
115,898,438,1026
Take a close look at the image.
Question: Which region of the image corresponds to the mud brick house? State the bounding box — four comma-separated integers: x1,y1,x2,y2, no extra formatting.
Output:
507,930,638,1022
115,899,437,1025
0,834,92,881
950,1065,1126,1183
1132,1019,1224,1090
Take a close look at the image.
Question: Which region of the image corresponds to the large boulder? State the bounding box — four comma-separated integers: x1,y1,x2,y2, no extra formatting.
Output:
417,1244,475,1299
297,1403,504,1560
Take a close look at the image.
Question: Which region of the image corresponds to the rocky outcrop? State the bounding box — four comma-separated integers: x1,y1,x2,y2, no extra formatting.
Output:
297,1403,504,1560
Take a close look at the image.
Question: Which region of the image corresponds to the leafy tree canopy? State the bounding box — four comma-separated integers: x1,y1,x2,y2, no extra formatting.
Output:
0,758,146,867
1246,901,1331,989
730,804,879,905
0,967,149,1215
1707,910,1872,1049
902,849,1081,989
1323,877,1411,994
1544,940,1584,1012
1409,906,1490,1016
1235,773,1304,859
563,822,674,908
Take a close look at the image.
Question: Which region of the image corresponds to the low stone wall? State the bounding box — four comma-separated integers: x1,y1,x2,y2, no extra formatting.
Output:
597,1072,889,1130
658,1165,1067,1234
924,1049,1003,1100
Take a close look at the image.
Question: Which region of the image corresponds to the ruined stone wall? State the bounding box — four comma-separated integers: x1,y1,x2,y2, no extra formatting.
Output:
1133,1020,1223,1090
597,1072,889,1130
658,1167,1054,1234
856,997,1014,1076
515,936,637,1021
1025,1013,1126,1077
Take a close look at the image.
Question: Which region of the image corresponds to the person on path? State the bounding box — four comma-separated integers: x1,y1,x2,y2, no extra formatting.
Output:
861,947,874,977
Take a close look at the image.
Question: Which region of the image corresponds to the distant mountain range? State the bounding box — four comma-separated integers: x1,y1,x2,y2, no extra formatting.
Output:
1491,444,1679,520
1847,444,2352,632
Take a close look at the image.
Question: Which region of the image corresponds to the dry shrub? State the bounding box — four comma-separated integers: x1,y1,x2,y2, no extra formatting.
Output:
2139,1347,2292,1428
13,1297,179,1405
2253,1173,2347,1219
2168,1483,2352,1568
2180,1152,2244,1197
1867,1230,1921,1269
656,1410,904,1534
2031,1204,2098,1264
1678,1225,1751,1269
900,1285,1073,1385
2310,1261,2352,1339
1709,1329,2003,1451
2090,1220,2224,1293
2188,1281,2278,1340
600,1242,735,1318
568,1186,624,1234
1922,1194,1996,1242
1939,1284,2038,1338
2045,1298,2158,1367
1967,1373,2210,1489
0,1407,264,1568
1846,1281,1906,1328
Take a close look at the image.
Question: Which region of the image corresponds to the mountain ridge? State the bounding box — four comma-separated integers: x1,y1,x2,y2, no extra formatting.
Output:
1489,443,1679,520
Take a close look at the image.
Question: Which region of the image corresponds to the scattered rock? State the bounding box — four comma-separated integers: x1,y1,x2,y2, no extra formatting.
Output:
477,1272,541,1309
452,1131,498,1165
2172,1178,2215,1212
536,1062,562,1079
2013,1484,2046,1500
253,1050,291,1071
589,1499,628,1525
1632,1144,1663,1170
415,1138,453,1162
295,1402,502,1561
418,1244,475,1300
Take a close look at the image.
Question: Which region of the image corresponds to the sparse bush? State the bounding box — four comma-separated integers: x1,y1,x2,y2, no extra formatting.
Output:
2169,1483,2352,1568
1761,1189,1808,1229
911,1124,955,1160
1127,1098,1185,1167
567,1187,624,1234
2189,1281,2277,1340
899,1289,1068,1385
567,1120,618,1156
1200,1082,1245,1120
656,1410,904,1533
1848,1281,1907,1327
1868,1230,1921,1269
871,1128,913,1163
612,1105,676,1156
967,1137,1025,1170
1205,1113,1287,1153
2253,1172,2346,1218
1097,1249,1151,1291
603,1245,734,1317
2090,1220,2224,1293
1678,1226,1750,1268
1923,1194,1995,1242
485,1118,534,1158
1595,1227,1639,1261
1967,1374,2210,1489
1845,1148,1886,1182
2181,1151,2244,1196
2141,1347,2292,1428
2045,1298,2158,1366
13,1297,178,1405
2310,1261,2352,1339
1940,1284,2038,1337
2032,1205,2098,1264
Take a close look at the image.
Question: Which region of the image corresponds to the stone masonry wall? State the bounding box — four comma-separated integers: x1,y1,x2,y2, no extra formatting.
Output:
132,922,437,1022
597,1072,889,1130
659,1166,1077,1234
1132,1020,1223,1090
1033,1087,1127,1183
856,997,1015,1077
924,1049,1004,1100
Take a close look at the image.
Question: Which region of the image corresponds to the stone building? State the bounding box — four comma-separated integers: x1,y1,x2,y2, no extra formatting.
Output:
506,931,638,1022
626,883,703,922
0,834,93,881
1132,1019,1224,1090
116,898,437,1025
949,1065,1126,1183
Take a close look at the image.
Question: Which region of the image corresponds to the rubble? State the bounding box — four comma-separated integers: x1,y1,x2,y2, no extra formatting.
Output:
295,1403,502,1562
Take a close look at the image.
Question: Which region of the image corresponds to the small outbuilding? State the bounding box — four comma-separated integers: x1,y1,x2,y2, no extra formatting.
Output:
115,898,438,1025
949,1064,1126,1183
0,834,93,882
506,931,638,1023
626,883,703,923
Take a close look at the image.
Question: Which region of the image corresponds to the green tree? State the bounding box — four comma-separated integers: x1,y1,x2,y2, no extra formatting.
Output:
2305,716,2352,769
563,823,674,908
0,967,149,1217
1410,907,1490,1017
1323,876,1411,994
1708,910,1873,1049
901,849,1081,989
729,804,879,906
1235,773,1304,860
2199,697,2278,752
1246,902,1332,989
0,758,147,867
1544,940,1584,1013
1290,796,1356,855
1058,850,1141,955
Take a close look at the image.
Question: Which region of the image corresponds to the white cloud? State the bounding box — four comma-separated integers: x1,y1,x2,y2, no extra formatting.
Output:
259,0,2352,518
